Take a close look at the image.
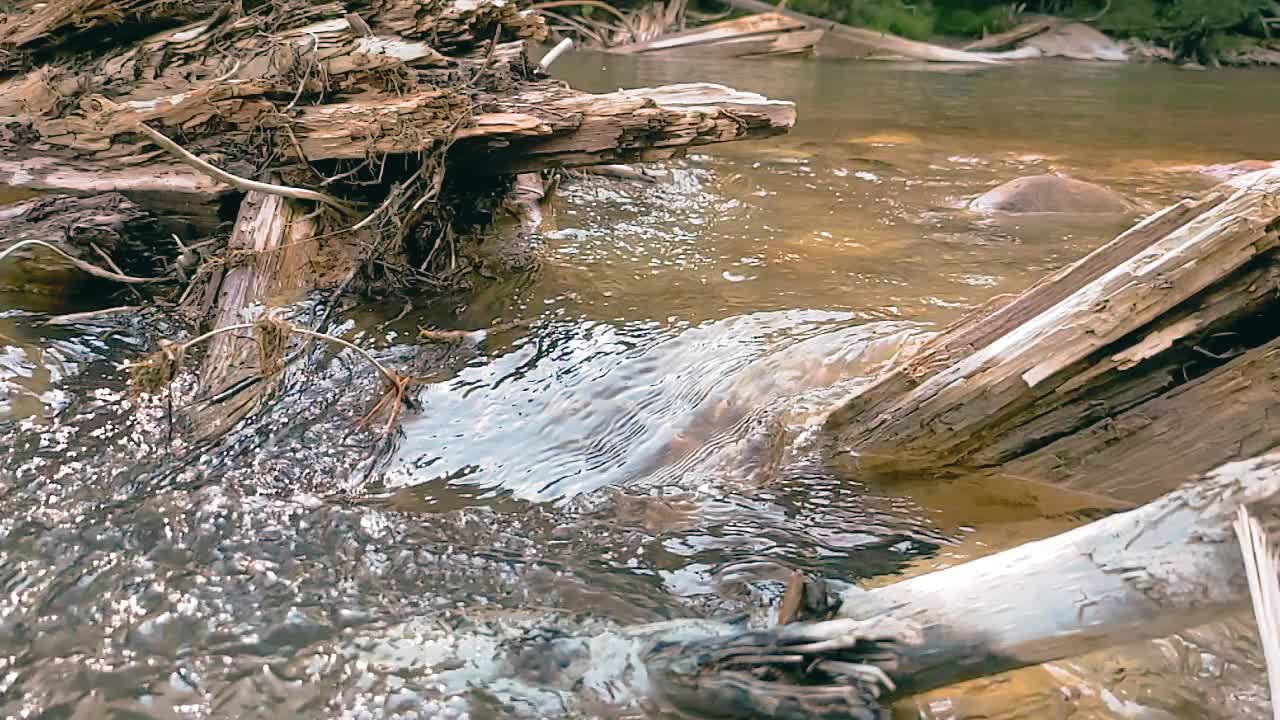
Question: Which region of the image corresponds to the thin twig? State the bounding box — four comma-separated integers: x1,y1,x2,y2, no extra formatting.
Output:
136,123,357,216
530,0,640,39
0,240,163,284
91,243,147,302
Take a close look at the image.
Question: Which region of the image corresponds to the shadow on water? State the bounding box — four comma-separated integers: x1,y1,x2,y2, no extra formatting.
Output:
3,57,1279,717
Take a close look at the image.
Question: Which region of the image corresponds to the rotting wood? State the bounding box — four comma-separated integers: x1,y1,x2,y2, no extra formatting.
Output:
644,449,1280,717
825,168,1280,475
0,193,167,292
187,191,328,436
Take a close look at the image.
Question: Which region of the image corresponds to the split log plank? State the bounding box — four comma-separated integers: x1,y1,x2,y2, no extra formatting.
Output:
827,168,1280,473
1002,334,1280,504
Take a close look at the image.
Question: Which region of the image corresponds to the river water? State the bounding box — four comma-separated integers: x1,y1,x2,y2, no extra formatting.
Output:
2,57,1279,718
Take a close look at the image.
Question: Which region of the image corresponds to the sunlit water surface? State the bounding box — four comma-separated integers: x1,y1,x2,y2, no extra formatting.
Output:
3,57,1279,718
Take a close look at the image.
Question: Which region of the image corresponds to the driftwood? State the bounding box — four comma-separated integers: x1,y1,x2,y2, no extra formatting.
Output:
962,18,1061,51
607,12,820,58
717,0,1027,62
0,193,167,292
0,0,794,432
826,168,1280,497
645,450,1280,717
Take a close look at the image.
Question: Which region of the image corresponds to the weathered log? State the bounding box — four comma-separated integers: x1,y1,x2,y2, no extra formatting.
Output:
14,78,792,170
0,193,166,293
456,82,796,172
826,168,1280,476
607,12,819,58
0,147,231,232
717,0,1026,62
644,450,1280,718
188,191,328,435
961,18,1060,51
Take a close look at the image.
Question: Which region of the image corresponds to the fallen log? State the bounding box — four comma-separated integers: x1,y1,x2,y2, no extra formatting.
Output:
826,168,1280,490
962,17,1060,51
0,193,168,293
643,450,1280,717
716,0,1027,62
606,12,820,58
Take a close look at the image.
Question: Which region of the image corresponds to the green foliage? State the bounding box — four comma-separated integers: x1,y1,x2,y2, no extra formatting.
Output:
1057,0,1274,59
782,0,940,40
778,0,1027,40
770,0,1275,58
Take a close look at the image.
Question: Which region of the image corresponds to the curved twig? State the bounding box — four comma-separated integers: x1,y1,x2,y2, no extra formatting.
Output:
1081,0,1111,23
0,239,163,284
146,320,402,389
530,0,639,40
542,10,608,46
136,123,357,216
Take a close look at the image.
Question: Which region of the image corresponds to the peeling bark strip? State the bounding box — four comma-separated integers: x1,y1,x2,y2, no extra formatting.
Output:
646,450,1280,716
827,168,1280,486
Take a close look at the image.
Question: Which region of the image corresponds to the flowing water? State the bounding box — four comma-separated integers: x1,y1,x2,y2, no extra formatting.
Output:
3,57,1280,718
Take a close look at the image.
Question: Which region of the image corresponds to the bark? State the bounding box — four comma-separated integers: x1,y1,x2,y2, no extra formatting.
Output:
826,168,1280,481
0,193,166,292
644,450,1280,717
185,191,331,436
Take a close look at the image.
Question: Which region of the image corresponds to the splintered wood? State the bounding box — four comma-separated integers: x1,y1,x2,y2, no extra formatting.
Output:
0,0,794,206
826,168,1280,503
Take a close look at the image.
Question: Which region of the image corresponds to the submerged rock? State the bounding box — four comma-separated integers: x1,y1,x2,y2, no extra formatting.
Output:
969,174,1137,215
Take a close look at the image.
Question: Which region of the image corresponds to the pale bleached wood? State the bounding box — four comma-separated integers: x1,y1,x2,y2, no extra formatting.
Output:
644,450,1280,715
607,12,805,54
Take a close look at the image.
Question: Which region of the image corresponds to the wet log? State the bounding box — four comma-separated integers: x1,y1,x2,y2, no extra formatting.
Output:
0,193,166,293
188,191,331,435
826,168,1280,483
645,449,1280,717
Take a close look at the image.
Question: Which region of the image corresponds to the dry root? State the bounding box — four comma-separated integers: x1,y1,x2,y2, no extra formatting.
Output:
644,616,918,720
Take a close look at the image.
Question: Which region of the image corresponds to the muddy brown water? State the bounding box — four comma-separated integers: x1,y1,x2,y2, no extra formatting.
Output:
2,57,1279,718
